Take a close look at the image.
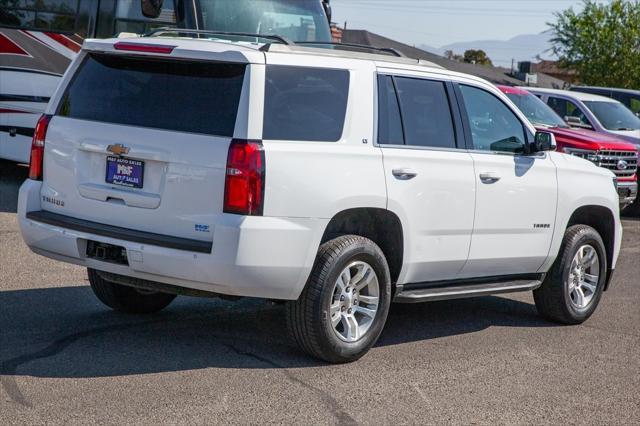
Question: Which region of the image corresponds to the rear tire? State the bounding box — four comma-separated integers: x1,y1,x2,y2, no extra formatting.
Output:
533,225,607,324
88,268,176,314
286,235,391,363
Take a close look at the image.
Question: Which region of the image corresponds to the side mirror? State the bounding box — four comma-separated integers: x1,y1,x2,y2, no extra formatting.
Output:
565,115,593,129
565,116,581,125
141,0,164,19
532,131,557,153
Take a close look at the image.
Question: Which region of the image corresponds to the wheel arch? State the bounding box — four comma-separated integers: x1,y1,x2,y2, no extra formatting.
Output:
321,208,404,291
566,205,616,290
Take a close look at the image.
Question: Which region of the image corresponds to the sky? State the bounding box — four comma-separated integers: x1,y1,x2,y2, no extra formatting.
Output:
331,0,585,47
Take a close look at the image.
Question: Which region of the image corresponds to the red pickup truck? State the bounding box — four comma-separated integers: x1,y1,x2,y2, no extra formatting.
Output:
498,85,638,209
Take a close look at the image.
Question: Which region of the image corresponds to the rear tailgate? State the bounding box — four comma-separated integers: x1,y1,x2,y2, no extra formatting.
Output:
41,43,261,243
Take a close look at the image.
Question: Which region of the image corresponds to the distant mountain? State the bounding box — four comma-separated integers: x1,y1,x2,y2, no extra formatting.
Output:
420,33,556,68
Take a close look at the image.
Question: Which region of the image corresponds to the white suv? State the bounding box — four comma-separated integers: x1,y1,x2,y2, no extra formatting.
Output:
18,33,622,363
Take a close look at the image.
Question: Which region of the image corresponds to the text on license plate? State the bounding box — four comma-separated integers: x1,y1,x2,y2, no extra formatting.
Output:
106,156,144,188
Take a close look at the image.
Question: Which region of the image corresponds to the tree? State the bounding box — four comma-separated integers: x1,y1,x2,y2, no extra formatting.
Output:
444,49,463,62
549,0,640,89
462,49,493,66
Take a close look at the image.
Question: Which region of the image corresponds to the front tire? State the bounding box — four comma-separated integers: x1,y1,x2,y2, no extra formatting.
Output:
88,268,176,314
286,235,391,363
534,225,607,324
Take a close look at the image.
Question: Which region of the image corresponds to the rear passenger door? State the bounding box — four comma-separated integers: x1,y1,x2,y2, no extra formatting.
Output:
377,73,476,283
455,83,557,278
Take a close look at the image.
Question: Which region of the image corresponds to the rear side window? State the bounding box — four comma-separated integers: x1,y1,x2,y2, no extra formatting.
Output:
394,77,456,149
58,53,246,137
377,74,456,149
263,65,349,142
377,75,404,145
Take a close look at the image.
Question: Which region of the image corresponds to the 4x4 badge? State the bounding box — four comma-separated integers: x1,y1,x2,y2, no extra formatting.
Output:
107,144,130,156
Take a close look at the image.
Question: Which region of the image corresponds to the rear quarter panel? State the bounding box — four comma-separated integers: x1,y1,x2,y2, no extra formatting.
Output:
261,54,386,219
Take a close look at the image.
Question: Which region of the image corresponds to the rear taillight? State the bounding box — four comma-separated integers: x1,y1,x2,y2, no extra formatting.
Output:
223,139,265,216
28,114,52,181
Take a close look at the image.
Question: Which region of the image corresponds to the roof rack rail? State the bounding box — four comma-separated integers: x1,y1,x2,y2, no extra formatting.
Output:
144,27,294,46
142,28,409,60
294,41,405,58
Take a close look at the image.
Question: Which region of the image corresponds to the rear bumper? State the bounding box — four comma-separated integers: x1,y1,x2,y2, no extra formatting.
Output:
18,179,327,300
617,180,637,206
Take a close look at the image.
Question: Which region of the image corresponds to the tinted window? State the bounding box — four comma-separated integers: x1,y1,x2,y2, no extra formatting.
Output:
611,93,640,115
263,65,349,142
199,0,331,42
0,0,79,32
377,75,404,145
583,101,640,131
547,97,591,126
459,85,526,154
58,54,246,137
114,0,176,35
630,98,640,115
394,77,456,148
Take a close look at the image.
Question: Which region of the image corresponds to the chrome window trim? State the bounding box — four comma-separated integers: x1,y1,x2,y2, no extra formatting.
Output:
372,71,467,152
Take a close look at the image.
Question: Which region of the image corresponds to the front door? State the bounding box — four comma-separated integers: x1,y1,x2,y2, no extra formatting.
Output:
456,84,557,278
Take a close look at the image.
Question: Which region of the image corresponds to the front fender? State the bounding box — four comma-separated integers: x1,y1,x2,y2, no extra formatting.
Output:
538,152,621,273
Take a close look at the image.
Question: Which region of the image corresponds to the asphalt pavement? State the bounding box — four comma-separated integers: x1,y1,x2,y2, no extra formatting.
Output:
1,159,639,424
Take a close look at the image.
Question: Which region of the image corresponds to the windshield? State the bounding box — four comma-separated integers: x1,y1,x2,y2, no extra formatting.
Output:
583,101,640,130
199,0,331,42
505,92,568,128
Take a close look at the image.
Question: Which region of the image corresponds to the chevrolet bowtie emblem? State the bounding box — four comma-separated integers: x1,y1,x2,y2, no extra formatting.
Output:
106,144,130,156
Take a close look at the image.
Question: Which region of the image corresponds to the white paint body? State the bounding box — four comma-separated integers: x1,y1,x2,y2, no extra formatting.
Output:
0,70,60,162
18,37,623,300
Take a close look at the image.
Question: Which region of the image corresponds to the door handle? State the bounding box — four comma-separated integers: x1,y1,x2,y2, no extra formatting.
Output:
392,168,418,180
479,171,501,182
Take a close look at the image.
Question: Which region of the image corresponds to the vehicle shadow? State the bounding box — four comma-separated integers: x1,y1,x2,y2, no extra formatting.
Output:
0,285,555,382
0,160,28,213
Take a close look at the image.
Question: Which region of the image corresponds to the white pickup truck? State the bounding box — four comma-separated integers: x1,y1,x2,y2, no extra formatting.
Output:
18,33,622,363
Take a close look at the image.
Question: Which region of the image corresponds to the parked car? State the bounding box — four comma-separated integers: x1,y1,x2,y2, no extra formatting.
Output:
498,85,638,208
18,34,622,363
570,86,640,117
525,87,640,146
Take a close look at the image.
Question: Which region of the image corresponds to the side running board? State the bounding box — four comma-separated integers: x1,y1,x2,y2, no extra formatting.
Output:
394,279,542,303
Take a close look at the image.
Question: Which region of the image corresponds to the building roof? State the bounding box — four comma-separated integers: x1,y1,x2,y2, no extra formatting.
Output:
341,29,526,86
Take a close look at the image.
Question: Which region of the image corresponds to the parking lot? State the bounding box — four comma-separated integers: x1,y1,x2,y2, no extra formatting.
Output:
1,159,638,424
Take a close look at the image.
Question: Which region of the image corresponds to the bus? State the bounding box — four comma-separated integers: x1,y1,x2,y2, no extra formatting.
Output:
0,0,333,163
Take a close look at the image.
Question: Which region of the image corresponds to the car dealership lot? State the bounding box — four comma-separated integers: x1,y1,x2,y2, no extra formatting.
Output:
1,160,639,425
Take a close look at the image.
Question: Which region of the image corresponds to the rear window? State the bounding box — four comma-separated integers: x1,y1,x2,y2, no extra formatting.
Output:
263,65,349,142
58,53,246,137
